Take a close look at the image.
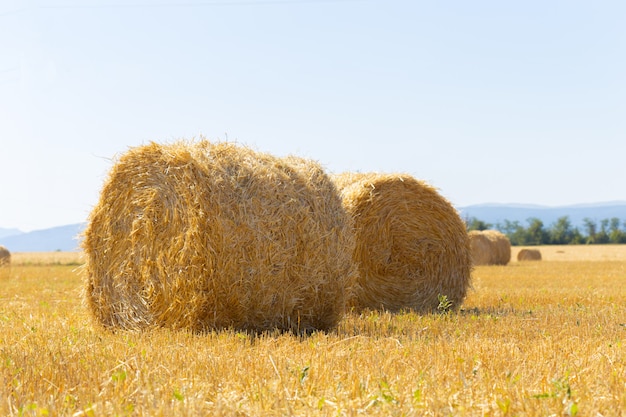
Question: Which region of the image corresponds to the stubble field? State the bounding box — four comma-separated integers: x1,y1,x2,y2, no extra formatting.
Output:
1,246,625,416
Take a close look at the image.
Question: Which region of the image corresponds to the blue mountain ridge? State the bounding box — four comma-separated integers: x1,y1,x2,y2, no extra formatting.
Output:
0,223,86,252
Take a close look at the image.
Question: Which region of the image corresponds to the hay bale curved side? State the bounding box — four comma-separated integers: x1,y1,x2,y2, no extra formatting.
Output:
469,230,511,265
468,231,492,266
517,248,542,261
333,173,472,313
0,245,10,267
82,141,356,332
484,230,511,265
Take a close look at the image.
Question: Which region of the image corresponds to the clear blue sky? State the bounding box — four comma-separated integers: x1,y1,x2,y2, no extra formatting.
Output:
1,0,625,231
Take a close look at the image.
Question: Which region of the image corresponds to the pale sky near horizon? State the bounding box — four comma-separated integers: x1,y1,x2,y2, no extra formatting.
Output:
1,0,625,232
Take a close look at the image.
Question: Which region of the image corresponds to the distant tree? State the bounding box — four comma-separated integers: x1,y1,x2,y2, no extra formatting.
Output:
465,217,492,231
494,215,625,246
526,217,550,245
498,219,517,237
498,220,527,246
569,227,585,244
608,217,626,243
595,219,611,244
583,218,598,244
550,216,574,244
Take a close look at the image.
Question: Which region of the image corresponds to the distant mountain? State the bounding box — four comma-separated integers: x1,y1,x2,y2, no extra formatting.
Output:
0,228,23,239
0,223,86,252
458,202,626,229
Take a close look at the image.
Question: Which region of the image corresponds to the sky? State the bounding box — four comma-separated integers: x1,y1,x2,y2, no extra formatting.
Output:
1,0,625,232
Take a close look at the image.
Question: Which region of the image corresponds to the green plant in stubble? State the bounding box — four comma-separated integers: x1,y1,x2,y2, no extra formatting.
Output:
437,294,453,314
532,374,579,416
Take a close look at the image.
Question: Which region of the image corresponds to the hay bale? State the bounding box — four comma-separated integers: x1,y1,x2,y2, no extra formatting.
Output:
0,245,10,279
332,172,472,313
0,245,10,267
468,231,492,265
469,230,511,265
517,248,542,261
82,140,356,333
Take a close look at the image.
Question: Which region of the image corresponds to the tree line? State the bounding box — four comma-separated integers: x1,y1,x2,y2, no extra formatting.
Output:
465,216,626,245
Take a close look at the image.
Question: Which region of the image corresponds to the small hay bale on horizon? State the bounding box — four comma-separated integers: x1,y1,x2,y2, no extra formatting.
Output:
0,245,10,267
468,230,511,266
0,245,10,279
332,172,472,313
517,248,542,261
82,140,356,333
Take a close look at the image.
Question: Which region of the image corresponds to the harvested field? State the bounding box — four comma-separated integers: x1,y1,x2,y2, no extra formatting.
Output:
511,244,626,262
1,249,625,415
10,251,84,266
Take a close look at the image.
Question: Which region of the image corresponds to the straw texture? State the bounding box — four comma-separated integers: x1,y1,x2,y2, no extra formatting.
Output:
517,248,542,261
82,140,355,333
469,230,511,265
333,173,472,313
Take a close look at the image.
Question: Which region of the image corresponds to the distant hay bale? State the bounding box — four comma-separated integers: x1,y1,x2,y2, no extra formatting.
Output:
0,245,10,279
332,172,472,313
517,248,542,261
0,245,10,266
469,230,511,265
82,140,356,333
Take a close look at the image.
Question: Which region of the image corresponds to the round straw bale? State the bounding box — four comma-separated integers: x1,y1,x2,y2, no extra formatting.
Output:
469,230,511,265
468,231,491,265
82,140,356,333
0,245,10,266
517,248,542,261
332,173,472,313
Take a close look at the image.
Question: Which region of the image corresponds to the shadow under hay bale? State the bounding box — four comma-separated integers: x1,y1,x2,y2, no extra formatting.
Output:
517,248,542,261
469,230,511,266
332,173,472,313
82,140,356,333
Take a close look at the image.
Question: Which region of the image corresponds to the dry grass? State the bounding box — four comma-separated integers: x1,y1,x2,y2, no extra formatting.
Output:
1,249,625,415
10,252,84,266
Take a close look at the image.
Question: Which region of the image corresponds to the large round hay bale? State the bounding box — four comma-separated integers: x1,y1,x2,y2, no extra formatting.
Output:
468,230,511,265
332,173,472,313
517,248,542,261
0,245,10,267
82,140,356,333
